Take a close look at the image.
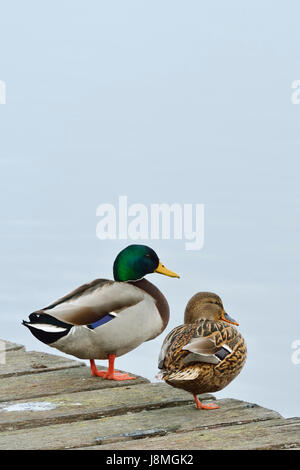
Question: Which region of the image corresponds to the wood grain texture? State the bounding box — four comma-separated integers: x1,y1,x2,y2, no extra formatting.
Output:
0,349,85,378
1,340,25,353
0,364,148,402
0,383,208,432
0,339,298,451
0,398,280,450
93,418,300,451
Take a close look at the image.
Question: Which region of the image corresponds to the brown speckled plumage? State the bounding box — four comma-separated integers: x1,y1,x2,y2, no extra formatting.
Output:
158,292,247,405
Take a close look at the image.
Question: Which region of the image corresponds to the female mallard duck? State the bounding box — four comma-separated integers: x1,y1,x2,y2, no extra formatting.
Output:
23,244,179,381
158,292,247,409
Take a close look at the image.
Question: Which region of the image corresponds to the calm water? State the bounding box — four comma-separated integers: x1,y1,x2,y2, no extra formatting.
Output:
0,2,299,418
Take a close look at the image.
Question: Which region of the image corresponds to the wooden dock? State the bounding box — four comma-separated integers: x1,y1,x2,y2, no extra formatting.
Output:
0,339,299,450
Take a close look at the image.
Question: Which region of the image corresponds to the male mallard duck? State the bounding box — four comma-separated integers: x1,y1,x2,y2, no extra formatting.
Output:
158,292,247,409
23,244,179,381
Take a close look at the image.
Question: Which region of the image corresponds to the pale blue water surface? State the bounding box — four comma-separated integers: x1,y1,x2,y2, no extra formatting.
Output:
0,1,299,418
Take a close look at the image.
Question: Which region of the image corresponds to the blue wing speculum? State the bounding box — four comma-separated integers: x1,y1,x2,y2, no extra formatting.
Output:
88,313,117,329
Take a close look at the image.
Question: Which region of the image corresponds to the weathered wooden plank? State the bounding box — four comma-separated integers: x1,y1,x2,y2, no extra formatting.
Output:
0,365,148,402
0,340,25,353
0,383,209,432
0,340,297,451
0,349,85,378
93,417,300,451
0,398,280,450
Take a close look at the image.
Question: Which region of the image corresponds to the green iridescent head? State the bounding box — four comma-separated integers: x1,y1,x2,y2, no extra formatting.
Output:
113,244,180,282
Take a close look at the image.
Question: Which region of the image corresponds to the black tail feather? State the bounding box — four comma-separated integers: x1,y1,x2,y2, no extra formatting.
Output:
22,313,72,345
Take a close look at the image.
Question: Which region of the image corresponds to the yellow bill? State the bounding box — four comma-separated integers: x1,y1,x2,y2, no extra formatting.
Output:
155,261,180,278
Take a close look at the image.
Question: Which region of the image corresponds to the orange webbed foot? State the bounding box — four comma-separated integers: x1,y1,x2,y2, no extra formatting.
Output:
196,402,220,410
106,372,136,381
193,394,219,410
90,358,136,381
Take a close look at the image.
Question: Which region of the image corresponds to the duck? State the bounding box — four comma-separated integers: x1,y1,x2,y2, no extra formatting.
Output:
23,244,179,381
158,292,247,409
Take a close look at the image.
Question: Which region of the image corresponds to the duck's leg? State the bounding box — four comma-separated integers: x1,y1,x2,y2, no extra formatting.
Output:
90,356,136,381
105,354,136,380
90,359,108,377
193,394,219,410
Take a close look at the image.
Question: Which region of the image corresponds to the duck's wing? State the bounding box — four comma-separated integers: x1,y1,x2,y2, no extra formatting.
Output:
181,336,233,365
159,322,238,370
29,279,145,326
158,325,187,369
158,331,173,369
